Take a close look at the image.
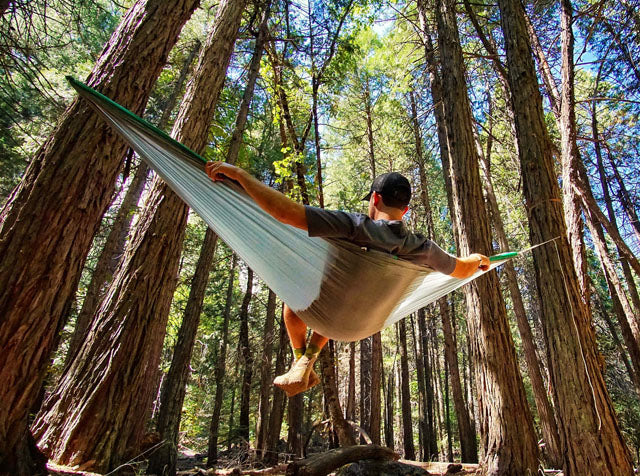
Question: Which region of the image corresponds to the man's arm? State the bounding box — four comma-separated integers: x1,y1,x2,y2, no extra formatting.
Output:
206,161,308,230
450,253,490,279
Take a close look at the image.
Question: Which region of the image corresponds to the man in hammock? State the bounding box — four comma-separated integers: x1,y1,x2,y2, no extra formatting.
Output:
206,162,489,397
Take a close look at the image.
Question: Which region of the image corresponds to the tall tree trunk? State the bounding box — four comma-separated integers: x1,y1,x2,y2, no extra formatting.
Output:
148,10,266,469
70,38,201,366
264,313,289,465
0,1,199,472
148,228,218,476
32,3,247,471
384,363,395,449
397,320,415,460
497,0,634,473
359,337,373,443
288,384,304,457
208,255,238,465
559,0,589,302
370,333,382,445
346,341,357,422
439,299,477,463
66,161,149,365
319,345,357,447
434,0,539,473
239,268,255,443
412,314,429,461
444,360,452,462
364,76,376,178
478,97,562,468
256,290,277,456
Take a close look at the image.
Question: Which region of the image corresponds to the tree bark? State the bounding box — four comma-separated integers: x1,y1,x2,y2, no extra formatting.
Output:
346,342,357,422
264,313,290,465
67,36,200,368
439,300,478,463
359,337,373,444
497,0,635,473
383,362,395,449
319,346,357,447
435,0,539,473
559,0,590,302
0,1,199,472
411,314,429,461
208,255,238,466
397,320,415,460
148,228,218,476
239,268,255,443
256,290,277,456
32,3,247,471
478,99,562,468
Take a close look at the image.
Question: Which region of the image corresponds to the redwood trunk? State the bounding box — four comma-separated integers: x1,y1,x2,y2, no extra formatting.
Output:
264,314,289,465
68,39,199,366
207,256,238,466
435,0,539,473
478,102,561,468
148,228,218,475
497,0,634,472
33,3,246,471
0,1,199,473
256,290,277,456
239,268,255,442
397,320,415,460
439,300,477,463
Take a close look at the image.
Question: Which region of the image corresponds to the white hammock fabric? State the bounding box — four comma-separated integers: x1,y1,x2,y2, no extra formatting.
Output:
68,77,514,342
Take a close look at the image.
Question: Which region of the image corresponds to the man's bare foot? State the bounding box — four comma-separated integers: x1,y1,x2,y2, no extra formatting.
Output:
273,354,318,397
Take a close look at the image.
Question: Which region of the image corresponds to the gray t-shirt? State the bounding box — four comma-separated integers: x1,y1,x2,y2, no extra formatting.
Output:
305,206,456,274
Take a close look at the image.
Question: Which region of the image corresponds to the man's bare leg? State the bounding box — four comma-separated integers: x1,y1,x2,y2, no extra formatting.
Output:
274,305,328,396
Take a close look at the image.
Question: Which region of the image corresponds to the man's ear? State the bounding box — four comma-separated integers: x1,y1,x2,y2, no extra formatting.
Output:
372,191,382,206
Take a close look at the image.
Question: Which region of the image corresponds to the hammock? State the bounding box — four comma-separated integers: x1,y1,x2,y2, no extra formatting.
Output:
67,76,517,342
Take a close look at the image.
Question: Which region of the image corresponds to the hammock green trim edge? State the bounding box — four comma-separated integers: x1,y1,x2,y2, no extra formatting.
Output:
65,76,207,166
490,251,518,262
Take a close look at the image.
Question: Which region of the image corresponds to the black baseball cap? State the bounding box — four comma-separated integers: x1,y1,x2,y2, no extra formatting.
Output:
362,172,412,208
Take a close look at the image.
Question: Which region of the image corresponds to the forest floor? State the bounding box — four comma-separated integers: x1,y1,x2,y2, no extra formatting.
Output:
47,449,566,476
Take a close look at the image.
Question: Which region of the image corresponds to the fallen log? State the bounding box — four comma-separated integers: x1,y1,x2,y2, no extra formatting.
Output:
285,444,399,476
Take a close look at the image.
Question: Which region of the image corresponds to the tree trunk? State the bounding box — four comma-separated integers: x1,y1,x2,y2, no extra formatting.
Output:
239,268,255,443
346,341,357,422
0,1,199,472
397,320,415,460
478,99,562,468
208,255,238,465
439,300,478,463
66,161,150,365
148,9,265,468
148,228,219,475
32,3,247,471
359,337,373,444
559,0,589,302
411,315,429,461
435,0,539,473
384,363,395,449
288,387,304,457
497,0,634,473
370,333,382,446
256,290,277,457
264,313,290,465
319,346,357,447
71,37,200,364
